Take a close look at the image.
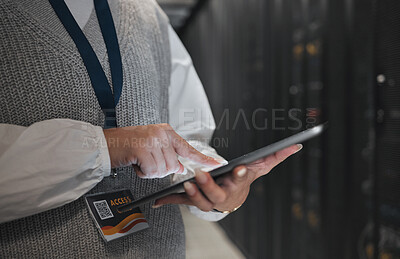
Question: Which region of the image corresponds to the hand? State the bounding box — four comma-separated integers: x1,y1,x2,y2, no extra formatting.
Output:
103,123,221,178
153,144,303,211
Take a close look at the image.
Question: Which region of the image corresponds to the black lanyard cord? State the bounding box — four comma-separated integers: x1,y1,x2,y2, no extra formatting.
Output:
49,0,123,128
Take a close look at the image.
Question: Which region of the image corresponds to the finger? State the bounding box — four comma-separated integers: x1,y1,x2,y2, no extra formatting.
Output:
264,144,302,169
132,164,146,178
151,149,167,177
183,181,214,212
136,153,158,178
248,144,303,176
168,131,221,167
230,166,249,185
195,171,227,204
161,145,181,174
275,144,303,161
153,193,192,208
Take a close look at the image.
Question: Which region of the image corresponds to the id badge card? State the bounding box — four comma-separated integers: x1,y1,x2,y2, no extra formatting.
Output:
85,189,149,242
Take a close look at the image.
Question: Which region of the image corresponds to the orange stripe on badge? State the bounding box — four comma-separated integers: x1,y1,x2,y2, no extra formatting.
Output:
101,213,145,235
119,219,148,234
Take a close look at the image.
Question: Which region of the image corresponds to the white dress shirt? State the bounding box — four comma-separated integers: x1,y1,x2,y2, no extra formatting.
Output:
0,0,227,223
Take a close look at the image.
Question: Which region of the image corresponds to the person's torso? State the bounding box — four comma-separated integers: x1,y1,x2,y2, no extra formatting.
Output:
0,0,185,257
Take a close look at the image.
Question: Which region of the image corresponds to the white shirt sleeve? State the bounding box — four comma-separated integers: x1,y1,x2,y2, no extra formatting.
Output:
0,119,110,223
0,24,226,223
167,25,228,221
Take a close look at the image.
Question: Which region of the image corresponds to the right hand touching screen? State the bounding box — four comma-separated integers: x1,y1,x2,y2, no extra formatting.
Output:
103,123,221,178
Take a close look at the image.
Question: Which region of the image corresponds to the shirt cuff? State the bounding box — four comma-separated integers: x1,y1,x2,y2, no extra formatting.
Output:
92,125,111,177
186,205,228,221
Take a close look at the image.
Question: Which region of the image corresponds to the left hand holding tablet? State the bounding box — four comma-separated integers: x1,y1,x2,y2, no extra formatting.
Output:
152,144,302,213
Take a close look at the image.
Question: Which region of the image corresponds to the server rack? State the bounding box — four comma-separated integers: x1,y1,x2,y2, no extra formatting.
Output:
177,0,398,258
374,1,400,258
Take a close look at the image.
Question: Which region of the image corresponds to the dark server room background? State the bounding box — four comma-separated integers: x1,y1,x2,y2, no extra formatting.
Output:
159,0,400,258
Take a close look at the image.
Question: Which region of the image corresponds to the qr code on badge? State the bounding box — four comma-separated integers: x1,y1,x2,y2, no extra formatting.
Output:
93,200,114,220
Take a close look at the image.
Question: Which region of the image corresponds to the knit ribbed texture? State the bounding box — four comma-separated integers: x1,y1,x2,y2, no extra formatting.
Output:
0,0,184,258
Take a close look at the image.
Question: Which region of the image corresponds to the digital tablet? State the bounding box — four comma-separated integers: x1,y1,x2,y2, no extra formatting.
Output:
117,123,328,213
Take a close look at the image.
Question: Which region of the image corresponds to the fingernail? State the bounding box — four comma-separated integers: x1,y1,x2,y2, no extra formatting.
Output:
195,171,208,184
152,204,163,209
294,144,303,154
184,182,196,196
216,158,228,165
237,168,247,177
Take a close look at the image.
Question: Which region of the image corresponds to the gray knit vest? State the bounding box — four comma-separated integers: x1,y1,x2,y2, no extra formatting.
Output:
0,0,185,258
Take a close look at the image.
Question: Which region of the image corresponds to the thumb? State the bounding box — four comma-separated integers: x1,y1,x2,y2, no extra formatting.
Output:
134,162,185,178
170,131,221,167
